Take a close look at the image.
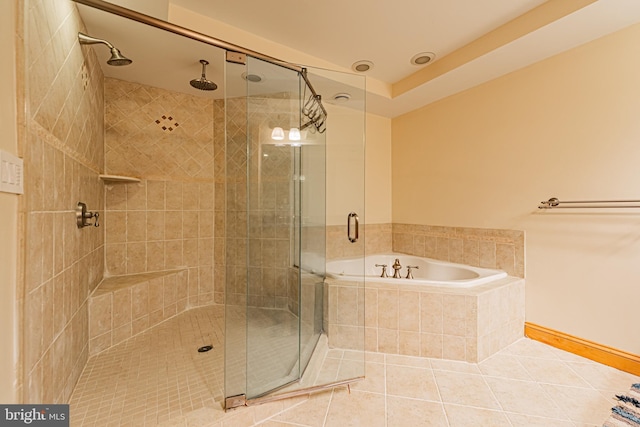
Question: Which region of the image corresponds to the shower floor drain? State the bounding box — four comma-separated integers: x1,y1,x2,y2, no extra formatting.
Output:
197,345,213,353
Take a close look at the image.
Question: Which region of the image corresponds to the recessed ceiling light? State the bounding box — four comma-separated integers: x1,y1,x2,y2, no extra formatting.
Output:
411,52,436,66
352,60,374,73
332,93,351,103
241,72,263,82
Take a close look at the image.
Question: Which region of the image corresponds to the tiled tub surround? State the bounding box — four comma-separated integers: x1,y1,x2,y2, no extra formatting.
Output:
327,276,525,363
88,269,188,355
326,223,524,280
392,223,525,278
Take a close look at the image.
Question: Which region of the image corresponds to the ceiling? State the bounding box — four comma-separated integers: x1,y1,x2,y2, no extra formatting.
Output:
77,0,640,117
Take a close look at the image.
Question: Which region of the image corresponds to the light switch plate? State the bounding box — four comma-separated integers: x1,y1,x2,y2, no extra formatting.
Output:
0,150,24,195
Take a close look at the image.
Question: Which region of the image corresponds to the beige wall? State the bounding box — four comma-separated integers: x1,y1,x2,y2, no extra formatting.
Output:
0,0,19,403
392,23,640,355
365,113,392,224
326,106,392,226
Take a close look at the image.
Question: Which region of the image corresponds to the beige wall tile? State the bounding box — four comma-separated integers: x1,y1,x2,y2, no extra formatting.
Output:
146,181,165,210
112,288,132,329
377,328,398,354
377,289,399,330
496,244,516,276
420,292,443,334
443,335,466,361
398,290,419,332
132,282,149,320
398,331,420,356
89,294,111,339
126,211,146,242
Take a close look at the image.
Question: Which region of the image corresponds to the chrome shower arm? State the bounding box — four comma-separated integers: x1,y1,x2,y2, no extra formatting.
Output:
78,32,114,49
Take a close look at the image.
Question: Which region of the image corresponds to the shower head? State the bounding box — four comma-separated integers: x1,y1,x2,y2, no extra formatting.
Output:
78,32,132,66
190,59,217,91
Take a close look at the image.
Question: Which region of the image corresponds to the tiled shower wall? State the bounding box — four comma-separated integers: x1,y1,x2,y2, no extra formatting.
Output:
21,0,105,403
103,78,218,306
224,96,297,311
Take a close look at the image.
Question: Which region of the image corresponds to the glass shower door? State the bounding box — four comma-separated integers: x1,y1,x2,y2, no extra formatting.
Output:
244,56,307,398
224,54,365,404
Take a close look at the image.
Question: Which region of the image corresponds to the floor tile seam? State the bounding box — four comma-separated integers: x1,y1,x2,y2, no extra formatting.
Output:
445,399,569,421
320,388,335,427
442,402,517,425
255,392,312,425
497,349,561,361
384,361,433,370
425,362,449,427
562,359,612,391
431,367,483,375
518,355,597,388
525,380,575,423
478,367,508,414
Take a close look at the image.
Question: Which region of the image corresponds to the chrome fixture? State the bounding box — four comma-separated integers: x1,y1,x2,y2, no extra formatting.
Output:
332,93,351,103
411,52,435,66
78,32,132,66
539,197,640,209
375,264,389,278
352,60,373,73
241,72,263,83
76,202,100,228
392,259,402,279
73,1,327,133
347,212,359,243
190,59,218,91
405,265,419,279
301,76,327,134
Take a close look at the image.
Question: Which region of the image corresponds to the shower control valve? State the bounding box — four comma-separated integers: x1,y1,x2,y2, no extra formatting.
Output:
375,264,389,278
76,202,100,228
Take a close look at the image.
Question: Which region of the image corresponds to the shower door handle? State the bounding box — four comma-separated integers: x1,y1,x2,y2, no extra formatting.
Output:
347,212,359,243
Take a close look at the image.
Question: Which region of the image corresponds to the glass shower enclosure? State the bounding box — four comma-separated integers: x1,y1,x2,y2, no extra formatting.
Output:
72,0,366,408
224,55,366,402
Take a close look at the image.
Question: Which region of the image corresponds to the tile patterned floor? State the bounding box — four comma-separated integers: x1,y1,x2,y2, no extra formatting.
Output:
69,304,640,427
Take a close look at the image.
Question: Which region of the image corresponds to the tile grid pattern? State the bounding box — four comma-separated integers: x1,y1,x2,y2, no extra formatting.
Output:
260,339,640,427
392,223,525,278
21,0,105,404
69,306,640,427
88,269,190,355
325,223,524,279
328,278,525,363
104,77,218,307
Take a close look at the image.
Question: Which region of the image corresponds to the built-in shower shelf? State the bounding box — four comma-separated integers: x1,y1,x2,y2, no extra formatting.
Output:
99,174,141,183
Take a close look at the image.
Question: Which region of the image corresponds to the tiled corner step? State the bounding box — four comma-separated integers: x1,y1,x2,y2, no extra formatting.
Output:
88,269,189,355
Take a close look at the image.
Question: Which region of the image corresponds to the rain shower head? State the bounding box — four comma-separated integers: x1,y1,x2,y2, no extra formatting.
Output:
78,32,132,66
190,59,217,91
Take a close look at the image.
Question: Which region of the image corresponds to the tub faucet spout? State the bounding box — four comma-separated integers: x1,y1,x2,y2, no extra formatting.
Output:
392,258,402,278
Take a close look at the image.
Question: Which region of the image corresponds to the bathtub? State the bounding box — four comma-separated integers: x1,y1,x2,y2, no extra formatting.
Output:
326,254,507,287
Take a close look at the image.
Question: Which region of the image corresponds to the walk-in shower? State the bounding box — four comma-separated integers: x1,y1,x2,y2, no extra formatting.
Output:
65,0,366,417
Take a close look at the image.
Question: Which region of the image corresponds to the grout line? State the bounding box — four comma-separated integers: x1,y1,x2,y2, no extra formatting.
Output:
478,368,511,426
383,353,388,427
430,362,450,426
320,388,335,427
